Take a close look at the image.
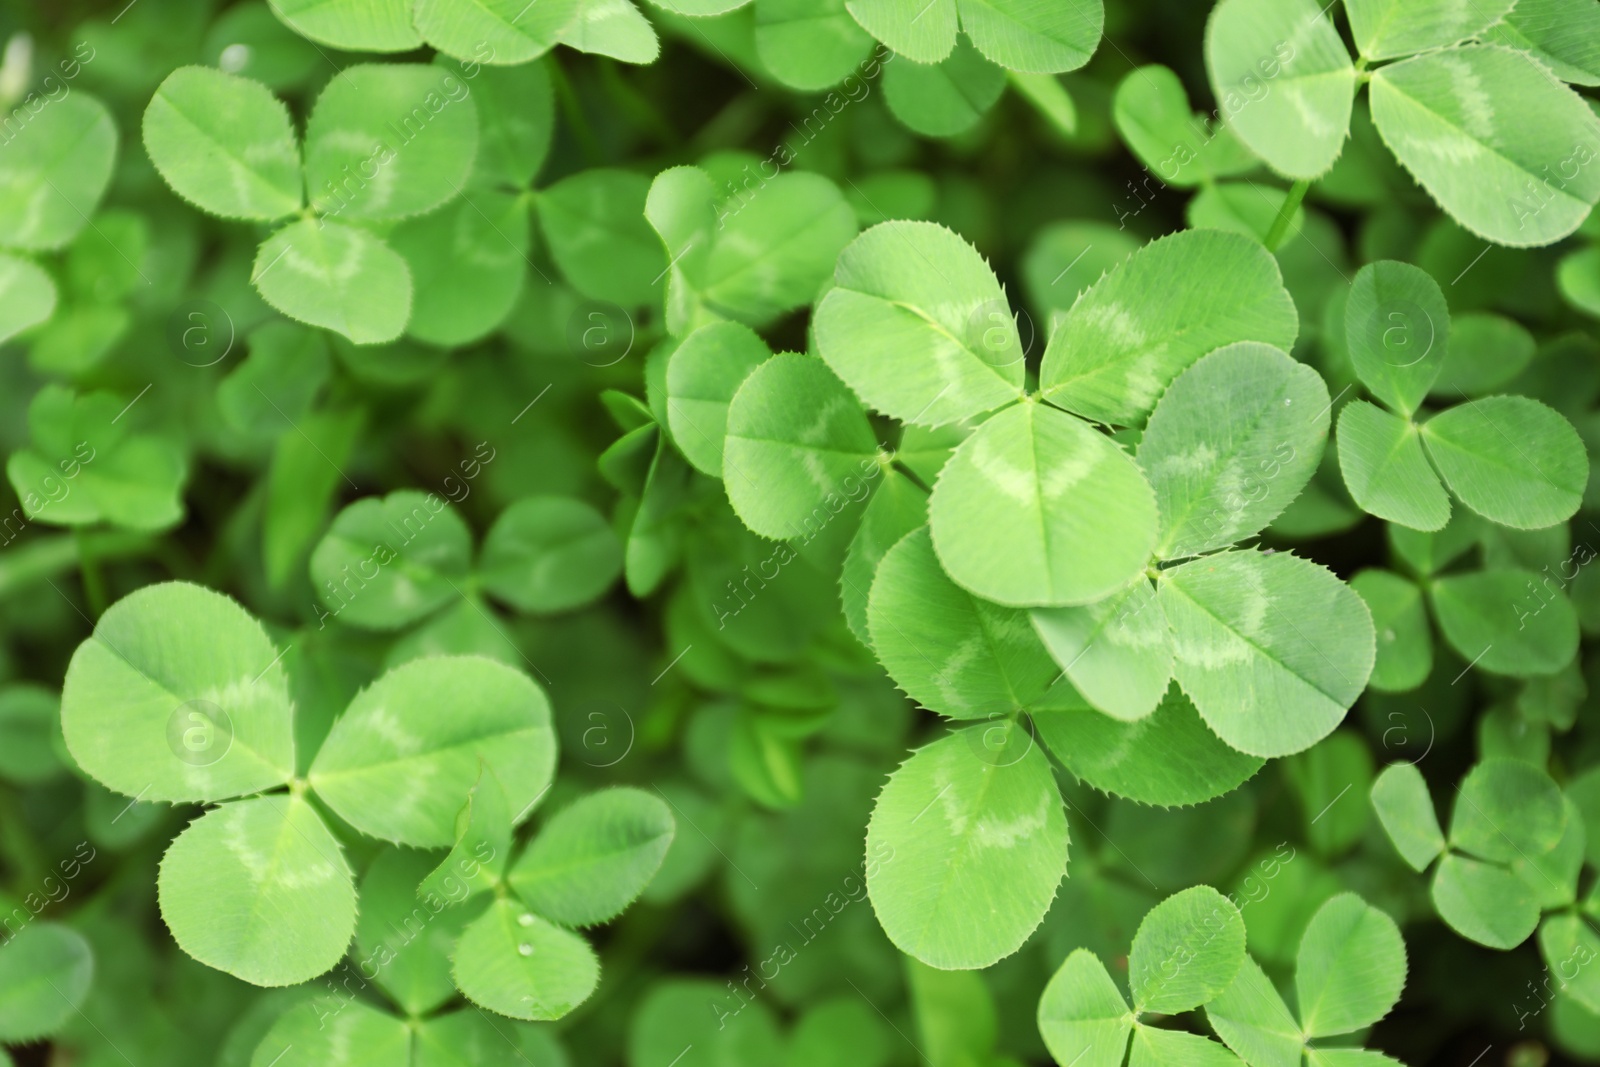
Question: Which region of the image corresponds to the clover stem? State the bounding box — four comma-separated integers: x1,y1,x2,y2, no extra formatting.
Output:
1263,179,1311,253
0,784,45,893
76,529,108,617
548,54,603,167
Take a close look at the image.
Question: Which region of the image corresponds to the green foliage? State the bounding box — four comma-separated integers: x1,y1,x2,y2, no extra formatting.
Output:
159,794,357,986
8,386,186,531
0,93,117,250
61,582,294,802
143,66,302,221
313,489,621,625
1128,885,1246,1014
1040,888,1404,1066
866,726,1067,968
814,220,1025,427
308,654,555,846
1335,261,1589,534
1207,894,1405,1061
846,0,1101,72
507,787,675,926
8,0,1600,1062
1205,0,1354,180
929,399,1158,606
0,923,94,1043
1039,229,1297,424
1372,758,1578,951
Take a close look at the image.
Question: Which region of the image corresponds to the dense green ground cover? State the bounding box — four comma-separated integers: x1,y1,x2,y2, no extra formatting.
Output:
2,0,1600,1064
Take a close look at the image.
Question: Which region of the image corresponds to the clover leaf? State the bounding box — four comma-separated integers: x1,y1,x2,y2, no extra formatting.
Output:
846,0,1102,73
59,582,562,987
1372,758,1569,949
308,655,555,847
1205,894,1406,1064
143,63,480,344
1336,261,1588,529
0,923,94,1044
159,794,358,987
265,0,660,66
1203,0,1600,246
866,725,1068,969
1038,886,1248,1066
312,491,623,629
143,65,302,220
7,385,186,532
1038,228,1299,425
506,786,676,926
646,163,859,332
0,92,118,250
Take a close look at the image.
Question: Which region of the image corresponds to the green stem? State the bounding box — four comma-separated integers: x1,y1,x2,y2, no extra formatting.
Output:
599,61,676,146
548,54,604,166
0,785,46,897
76,529,107,617
0,531,150,602
1263,179,1310,253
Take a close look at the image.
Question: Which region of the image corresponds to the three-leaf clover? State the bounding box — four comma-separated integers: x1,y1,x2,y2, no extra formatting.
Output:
311,490,623,631
451,784,676,1020
59,581,557,986
143,63,479,343
683,218,1383,971
1206,892,1407,1066
1335,260,1589,534
5,385,186,532
1371,758,1571,950
1204,0,1600,245
1037,885,1251,1066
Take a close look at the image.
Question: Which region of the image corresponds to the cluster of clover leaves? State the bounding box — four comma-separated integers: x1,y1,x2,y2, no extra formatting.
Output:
1038,886,1408,1067
4,0,1600,1062
661,201,1589,973
1372,756,1600,1026
1198,0,1600,247
55,581,675,1048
